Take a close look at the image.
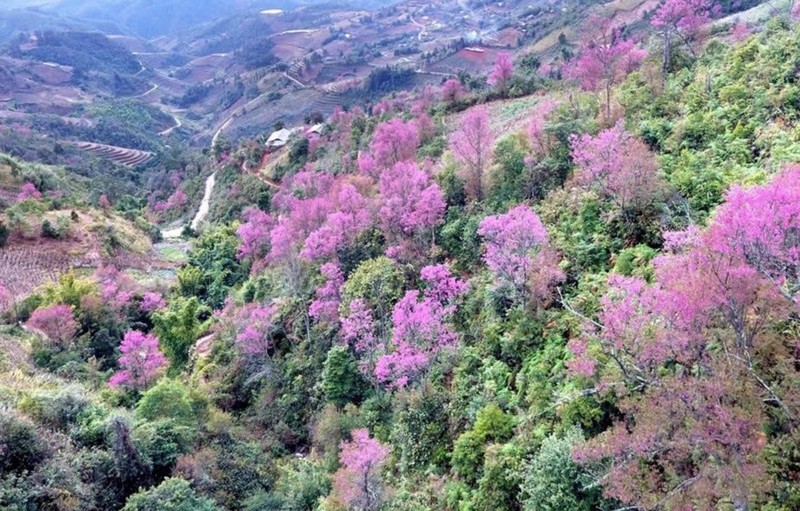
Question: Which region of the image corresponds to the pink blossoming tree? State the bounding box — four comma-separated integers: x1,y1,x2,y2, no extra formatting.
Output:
140,292,167,313
333,428,390,511
570,122,665,214
375,264,467,388
235,303,280,356
25,304,79,348
369,119,420,169
309,262,345,324
651,0,716,75
441,78,465,103
378,161,445,258
566,17,645,119
478,205,564,305
236,207,273,260
109,330,167,390
17,182,42,202
450,107,495,202
567,167,800,510
527,99,560,157
488,52,514,94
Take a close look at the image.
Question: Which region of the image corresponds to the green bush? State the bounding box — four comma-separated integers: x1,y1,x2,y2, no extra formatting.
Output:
122,477,222,511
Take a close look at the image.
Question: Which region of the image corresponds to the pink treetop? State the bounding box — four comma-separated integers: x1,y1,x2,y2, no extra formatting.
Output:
236,207,274,260
108,330,167,390
565,18,645,118
651,0,714,33
357,152,378,179
651,0,716,71
478,205,564,304
341,298,378,357
301,183,374,261
369,119,421,169
378,161,445,237
704,165,800,306
730,22,750,43
17,182,42,202
449,106,495,201
570,122,664,211
441,79,465,103
140,292,167,313
415,113,437,143
334,428,390,511
25,304,79,347
235,303,279,356
309,262,344,324
96,266,138,309
268,195,333,262
271,171,334,212
488,52,514,92
166,189,188,210
375,264,467,388
567,167,800,509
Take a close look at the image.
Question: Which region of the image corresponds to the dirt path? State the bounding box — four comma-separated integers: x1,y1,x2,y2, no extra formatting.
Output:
136,83,159,98
283,71,306,88
160,115,235,238
159,113,182,136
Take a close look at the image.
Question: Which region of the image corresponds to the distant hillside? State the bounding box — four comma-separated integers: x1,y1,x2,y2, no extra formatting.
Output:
1,0,405,39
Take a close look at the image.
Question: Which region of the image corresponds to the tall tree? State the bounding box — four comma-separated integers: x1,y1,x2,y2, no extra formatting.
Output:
333,429,390,511
450,107,495,202
651,0,715,76
478,205,564,305
109,331,167,390
566,16,645,119
488,53,514,95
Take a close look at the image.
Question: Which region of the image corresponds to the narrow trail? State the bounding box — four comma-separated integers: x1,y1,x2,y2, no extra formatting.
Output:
160,120,230,239
159,114,182,136
283,71,306,88
135,83,159,98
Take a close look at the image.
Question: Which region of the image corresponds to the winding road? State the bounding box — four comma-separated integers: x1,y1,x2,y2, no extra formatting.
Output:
160,121,228,239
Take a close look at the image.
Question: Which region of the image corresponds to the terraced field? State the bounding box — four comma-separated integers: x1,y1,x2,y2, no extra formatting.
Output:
70,141,154,167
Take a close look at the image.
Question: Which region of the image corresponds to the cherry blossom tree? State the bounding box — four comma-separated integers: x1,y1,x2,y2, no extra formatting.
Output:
340,298,380,378
309,262,344,324
651,0,716,75
567,167,800,510
378,161,445,257
478,205,564,305
236,207,273,260
570,121,665,213
369,119,420,169
301,183,374,261
730,22,750,43
140,292,167,313
488,52,514,94
566,17,645,119
235,303,279,356
96,266,139,310
17,182,42,201
450,107,495,202
375,264,467,388
704,165,800,306
109,330,167,390
25,304,79,348
441,78,465,103
333,428,390,511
